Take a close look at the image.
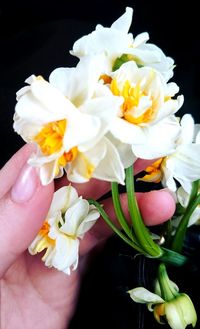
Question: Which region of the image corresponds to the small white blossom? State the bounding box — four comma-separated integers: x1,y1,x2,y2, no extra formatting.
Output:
29,186,100,274
129,285,197,329
14,64,125,185
13,75,102,185
103,61,182,159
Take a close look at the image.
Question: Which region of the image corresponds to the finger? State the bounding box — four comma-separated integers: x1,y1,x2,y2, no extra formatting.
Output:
80,189,175,255
136,190,176,226
0,144,35,198
0,145,54,278
55,158,155,200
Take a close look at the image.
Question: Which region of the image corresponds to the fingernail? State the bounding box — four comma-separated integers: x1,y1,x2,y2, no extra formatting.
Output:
11,164,39,203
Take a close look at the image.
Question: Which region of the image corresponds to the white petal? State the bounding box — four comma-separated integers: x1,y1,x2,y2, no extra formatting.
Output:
49,186,78,216
15,91,65,125
188,207,200,226
111,7,133,33
60,199,89,236
67,139,107,183
178,114,195,145
110,117,145,144
107,133,136,168
165,303,186,329
165,82,179,97
133,32,149,47
131,117,180,159
128,47,162,65
50,55,106,106
39,160,59,185
78,95,123,150
13,113,42,142
30,77,76,116
51,235,79,274
155,95,184,122
77,205,100,237
15,75,94,129
63,111,101,152
93,137,125,185
128,287,164,304
176,187,190,208
170,144,200,183
71,27,133,60
162,165,178,192
28,150,63,185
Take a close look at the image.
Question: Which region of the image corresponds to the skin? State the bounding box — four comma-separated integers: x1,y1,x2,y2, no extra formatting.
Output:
0,144,175,329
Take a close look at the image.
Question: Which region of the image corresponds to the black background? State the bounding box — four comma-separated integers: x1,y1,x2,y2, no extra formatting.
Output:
0,1,200,328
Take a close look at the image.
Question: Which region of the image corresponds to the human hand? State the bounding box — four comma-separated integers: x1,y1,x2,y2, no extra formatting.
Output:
0,145,175,329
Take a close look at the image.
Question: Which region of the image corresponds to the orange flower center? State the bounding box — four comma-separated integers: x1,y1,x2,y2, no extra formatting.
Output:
137,158,164,183
34,119,67,156
110,78,155,125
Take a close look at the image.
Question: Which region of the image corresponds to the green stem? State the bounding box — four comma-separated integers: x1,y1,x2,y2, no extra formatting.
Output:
162,219,173,248
159,247,188,267
111,182,134,240
88,199,145,254
171,192,200,253
189,180,199,203
125,166,162,257
158,263,178,301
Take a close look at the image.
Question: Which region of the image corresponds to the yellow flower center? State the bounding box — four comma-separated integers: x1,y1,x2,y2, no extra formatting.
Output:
55,147,78,176
34,119,67,156
34,119,78,174
154,303,165,324
34,221,55,253
99,74,112,84
39,221,50,236
137,158,164,183
110,78,155,125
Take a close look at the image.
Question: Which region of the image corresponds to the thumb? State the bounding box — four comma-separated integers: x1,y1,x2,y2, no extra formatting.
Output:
0,144,54,277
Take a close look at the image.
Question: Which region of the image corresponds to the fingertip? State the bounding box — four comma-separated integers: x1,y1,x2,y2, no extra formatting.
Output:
137,190,176,226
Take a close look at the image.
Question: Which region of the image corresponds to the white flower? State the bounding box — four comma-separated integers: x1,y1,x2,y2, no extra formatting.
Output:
49,55,125,184
139,114,200,192
129,286,197,329
13,75,102,185
103,61,182,159
70,7,174,81
28,186,100,274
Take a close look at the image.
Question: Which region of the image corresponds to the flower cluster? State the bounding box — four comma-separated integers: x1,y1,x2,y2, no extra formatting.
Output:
13,7,200,329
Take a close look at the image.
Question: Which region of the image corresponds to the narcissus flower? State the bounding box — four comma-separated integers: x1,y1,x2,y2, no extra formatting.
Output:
139,114,200,192
13,73,125,185
13,75,101,184
103,61,183,159
129,287,197,329
129,263,197,329
71,7,174,81
28,186,100,274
